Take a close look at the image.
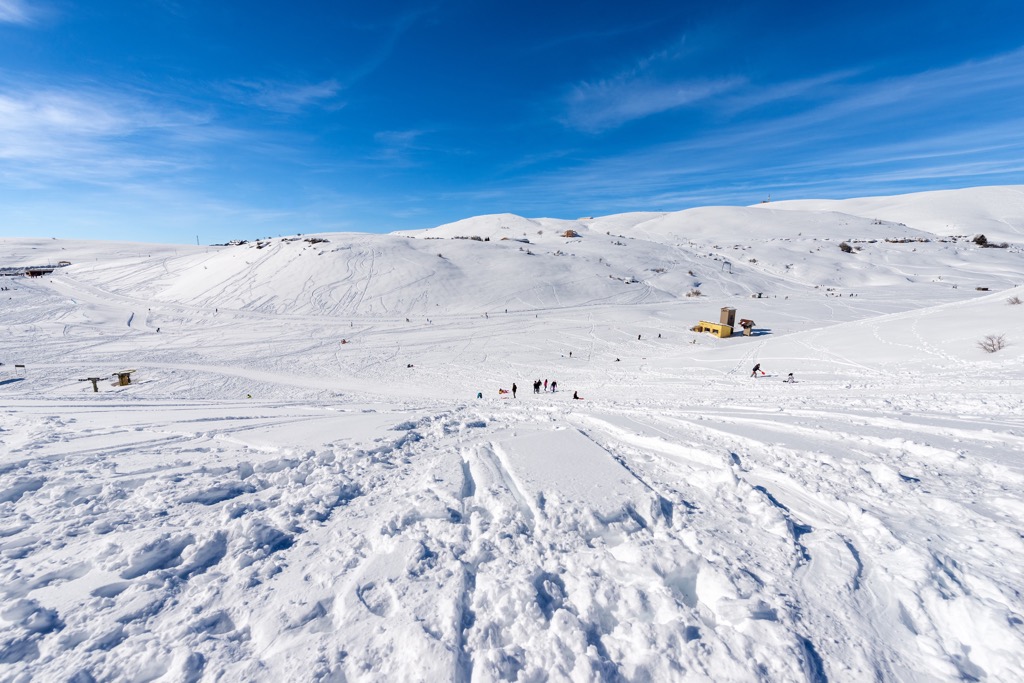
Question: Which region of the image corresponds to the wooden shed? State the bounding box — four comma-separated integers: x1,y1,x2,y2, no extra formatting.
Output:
113,370,136,386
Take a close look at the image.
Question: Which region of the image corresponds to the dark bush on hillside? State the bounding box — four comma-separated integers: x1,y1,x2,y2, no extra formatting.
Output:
978,334,1007,353
839,242,853,253
974,234,1009,248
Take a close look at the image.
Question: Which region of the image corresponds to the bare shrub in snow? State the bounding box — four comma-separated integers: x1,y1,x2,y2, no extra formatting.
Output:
977,334,1007,353
839,242,853,253
686,288,702,298
1008,296,1022,305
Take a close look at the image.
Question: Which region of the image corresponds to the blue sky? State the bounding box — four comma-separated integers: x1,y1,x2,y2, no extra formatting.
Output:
1,0,1023,244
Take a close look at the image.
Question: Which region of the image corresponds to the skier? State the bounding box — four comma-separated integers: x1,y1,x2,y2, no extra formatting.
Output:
512,383,517,398
573,391,582,400
544,379,548,391
785,373,795,383
550,381,557,392
751,363,762,377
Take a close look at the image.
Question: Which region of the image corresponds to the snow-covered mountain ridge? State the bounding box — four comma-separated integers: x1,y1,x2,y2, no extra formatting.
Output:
14,185,1019,320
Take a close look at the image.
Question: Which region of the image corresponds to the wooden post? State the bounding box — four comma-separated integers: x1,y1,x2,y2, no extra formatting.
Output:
79,378,101,392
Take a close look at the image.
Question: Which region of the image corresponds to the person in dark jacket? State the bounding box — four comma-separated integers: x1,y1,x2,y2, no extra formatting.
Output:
751,363,761,377
512,382,517,398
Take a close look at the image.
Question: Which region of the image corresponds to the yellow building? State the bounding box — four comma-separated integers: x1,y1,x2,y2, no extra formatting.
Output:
692,307,737,338
692,321,733,337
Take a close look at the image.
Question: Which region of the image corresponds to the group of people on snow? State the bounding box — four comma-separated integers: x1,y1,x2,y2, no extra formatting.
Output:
532,378,556,393
496,379,563,399
493,362,796,403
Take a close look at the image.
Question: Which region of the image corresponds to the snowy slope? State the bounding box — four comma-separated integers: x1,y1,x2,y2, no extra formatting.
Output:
764,185,1024,242
1,186,1023,682
0,237,204,267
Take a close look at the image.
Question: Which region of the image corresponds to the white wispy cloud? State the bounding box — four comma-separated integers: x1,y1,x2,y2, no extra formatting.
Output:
367,128,476,170
0,80,222,187
223,79,344,114
719,70,861,115
223,7,430,117
0,0,34,24
374,129,423,148
542,46,1024,207
563,76,741,133
559,33,741,133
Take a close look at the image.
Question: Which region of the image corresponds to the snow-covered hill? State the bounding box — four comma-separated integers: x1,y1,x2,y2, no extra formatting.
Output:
766,185,1024,242
1,186,1022,682
45,187,1024,321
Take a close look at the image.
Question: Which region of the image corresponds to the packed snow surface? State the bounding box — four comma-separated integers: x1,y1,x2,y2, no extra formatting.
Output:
2,186,1023,682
